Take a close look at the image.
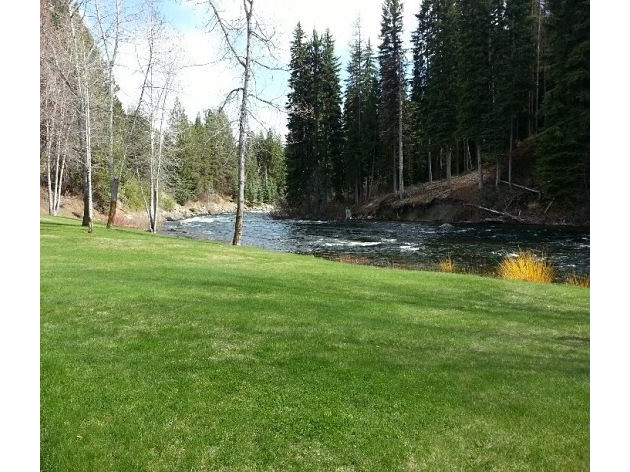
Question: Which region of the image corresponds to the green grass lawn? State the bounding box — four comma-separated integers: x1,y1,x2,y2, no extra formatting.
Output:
40,217,589,471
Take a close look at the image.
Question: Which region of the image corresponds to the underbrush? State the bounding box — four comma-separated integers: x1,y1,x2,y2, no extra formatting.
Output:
497,251,555,283
438,255,455,273
566,273,590,288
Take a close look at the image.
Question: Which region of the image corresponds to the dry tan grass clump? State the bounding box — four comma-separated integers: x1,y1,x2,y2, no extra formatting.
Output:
438,256,455,273
566,273,590,288
497,251,554,283
335,255,373,266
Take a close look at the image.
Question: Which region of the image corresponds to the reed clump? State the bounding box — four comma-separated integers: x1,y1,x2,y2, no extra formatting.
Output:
566,273,590,288
438,256,455,273
497,251,554,283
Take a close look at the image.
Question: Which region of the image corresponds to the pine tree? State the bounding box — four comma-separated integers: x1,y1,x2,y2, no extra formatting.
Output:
410,0,434,183
378,0,406,197
285,25,342,217
342,21,377,203
318,30,344,209
361,40,381,200
285,24,312,209
486,0,535,186
457,0,492,189
419,0,458,186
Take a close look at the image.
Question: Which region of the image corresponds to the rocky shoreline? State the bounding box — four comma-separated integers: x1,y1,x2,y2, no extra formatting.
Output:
40,189,275,229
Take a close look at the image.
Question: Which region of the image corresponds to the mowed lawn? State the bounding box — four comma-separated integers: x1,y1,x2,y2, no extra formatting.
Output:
40,217,590,471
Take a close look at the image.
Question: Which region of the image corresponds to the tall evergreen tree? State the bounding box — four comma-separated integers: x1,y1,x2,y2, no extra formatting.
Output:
361,40,381,200
342,23,380,203
378,0,406,197
411,0,435,183
490,0,535,185
285,26,343,217
285,23,312,209
457,0,492,189
317,30,344,209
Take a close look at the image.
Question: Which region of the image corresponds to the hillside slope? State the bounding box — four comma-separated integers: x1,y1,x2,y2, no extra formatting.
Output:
352,138,589,226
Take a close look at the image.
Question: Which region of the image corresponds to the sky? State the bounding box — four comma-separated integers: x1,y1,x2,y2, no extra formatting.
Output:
111,0,422,135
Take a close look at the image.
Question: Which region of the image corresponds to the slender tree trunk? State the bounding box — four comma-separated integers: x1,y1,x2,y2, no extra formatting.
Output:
446,146,452,188
534,0,542,134
54,128,68,215
104,0,121,229
368,150,375,200
477,143,483,190
508,118,514,187
495,158,500,187
455,140,460,175
465,138,472,170
397,82,404,198
152,184,159,232
80,90,93,233
392,143,397,195
105,82,117,228
149,178,155,232
71,14,93,232
52,125,62,214
107,179,119,227
428,138,432,183
232,1,253,246
55,153,66,216
45,120,54,215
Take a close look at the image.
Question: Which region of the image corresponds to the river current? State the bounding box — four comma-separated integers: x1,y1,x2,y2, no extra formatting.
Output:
163,212,590,279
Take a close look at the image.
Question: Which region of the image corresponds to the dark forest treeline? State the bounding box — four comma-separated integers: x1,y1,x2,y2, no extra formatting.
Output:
285,0,589,218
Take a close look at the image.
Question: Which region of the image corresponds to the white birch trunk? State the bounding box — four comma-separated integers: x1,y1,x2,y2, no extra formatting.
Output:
232,0,253,246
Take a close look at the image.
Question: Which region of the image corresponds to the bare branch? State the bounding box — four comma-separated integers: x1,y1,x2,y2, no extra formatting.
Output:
218,87,244,113
205,1,246,68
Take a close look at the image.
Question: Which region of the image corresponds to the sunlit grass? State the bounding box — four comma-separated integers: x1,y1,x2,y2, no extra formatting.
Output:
41,217,589,471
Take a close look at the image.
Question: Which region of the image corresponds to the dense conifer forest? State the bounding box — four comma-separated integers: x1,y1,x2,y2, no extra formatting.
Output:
285,0,589,218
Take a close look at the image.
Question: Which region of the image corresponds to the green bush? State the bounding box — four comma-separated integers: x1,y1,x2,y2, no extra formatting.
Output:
119,178,145,211
160,193,176,211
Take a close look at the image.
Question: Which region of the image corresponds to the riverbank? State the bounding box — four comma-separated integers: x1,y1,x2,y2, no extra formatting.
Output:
40,188,274,229
352,167,589,226
41,216,589,470
279,137,589,227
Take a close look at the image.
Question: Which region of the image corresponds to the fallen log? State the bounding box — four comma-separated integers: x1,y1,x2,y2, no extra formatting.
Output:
544,199,554,214
500,180,541,198
465,204,526,222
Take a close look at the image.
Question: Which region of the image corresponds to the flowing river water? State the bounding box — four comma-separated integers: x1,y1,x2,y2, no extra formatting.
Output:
163,212,590,279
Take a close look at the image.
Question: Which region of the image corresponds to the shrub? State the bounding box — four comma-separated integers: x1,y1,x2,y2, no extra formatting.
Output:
497,251,554,283
119,179,145,211
566,273,590,288
160,193,176,212
438,256,455,273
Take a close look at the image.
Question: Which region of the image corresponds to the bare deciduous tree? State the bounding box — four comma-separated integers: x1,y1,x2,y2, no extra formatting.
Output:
132,1,181,233
93,0,123,228
204,0,282,245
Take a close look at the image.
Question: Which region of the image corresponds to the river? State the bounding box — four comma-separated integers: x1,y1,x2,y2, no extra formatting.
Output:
163,212,590,279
